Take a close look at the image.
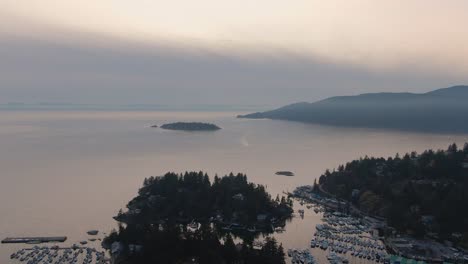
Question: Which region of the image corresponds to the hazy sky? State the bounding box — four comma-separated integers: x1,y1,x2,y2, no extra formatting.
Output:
1,0,468,107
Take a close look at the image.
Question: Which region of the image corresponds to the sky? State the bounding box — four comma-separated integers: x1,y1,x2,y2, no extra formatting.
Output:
1,0,468,107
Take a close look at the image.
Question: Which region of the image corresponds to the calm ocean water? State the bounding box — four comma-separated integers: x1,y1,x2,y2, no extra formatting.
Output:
1,111,466,263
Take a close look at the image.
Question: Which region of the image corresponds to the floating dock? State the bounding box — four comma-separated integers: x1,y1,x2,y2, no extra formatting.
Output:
1,236,67,244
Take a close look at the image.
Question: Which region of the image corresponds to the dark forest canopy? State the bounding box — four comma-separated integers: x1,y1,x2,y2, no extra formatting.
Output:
318,143,468,246
238,85,468,133
159,122,221,131
105,172,292,263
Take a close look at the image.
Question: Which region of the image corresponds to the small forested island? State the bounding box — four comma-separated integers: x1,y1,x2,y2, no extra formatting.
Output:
159,122,221,131
104,171,292,263
275,171,294,177
316,143,468,247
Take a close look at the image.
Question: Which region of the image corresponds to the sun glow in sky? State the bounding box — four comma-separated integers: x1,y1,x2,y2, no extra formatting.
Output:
1,0,468,105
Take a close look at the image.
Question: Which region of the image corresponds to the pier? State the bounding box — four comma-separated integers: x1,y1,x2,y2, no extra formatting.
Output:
2,236,67,244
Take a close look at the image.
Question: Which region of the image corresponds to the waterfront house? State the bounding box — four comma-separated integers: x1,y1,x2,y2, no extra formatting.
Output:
128,244,143,255
462,157,468,168
421,215,435,230
111,242,124,256
232,193,245,201
257,214,268,222
351,189,360,202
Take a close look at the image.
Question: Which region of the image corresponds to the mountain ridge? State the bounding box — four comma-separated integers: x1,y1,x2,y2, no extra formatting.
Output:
238,85,468,133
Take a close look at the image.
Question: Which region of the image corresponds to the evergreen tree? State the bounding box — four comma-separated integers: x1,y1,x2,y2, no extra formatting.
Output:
223,234,238,263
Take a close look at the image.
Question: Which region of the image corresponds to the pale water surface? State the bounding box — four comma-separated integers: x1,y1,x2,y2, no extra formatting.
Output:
0,111,467,262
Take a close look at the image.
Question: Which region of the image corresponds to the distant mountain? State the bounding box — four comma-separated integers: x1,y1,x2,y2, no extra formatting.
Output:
238,85,468,133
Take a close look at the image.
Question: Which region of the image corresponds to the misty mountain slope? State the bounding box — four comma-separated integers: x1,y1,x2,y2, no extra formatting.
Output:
238,86,468,133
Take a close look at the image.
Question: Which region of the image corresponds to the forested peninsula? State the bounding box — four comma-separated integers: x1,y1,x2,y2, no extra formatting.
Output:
239,86,468,133
105,172,292,263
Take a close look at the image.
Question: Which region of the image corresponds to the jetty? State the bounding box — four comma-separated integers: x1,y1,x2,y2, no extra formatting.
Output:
2,236,67,244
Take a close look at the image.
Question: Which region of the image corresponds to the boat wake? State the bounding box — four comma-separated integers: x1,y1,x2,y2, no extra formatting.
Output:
241,136,249,147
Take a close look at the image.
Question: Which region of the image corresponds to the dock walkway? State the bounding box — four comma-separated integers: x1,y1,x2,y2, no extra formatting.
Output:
1,236,67,244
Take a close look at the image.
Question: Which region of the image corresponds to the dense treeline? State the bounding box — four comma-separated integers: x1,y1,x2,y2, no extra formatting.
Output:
106,227,285,264
319,143,468,244
106,225,285,264
116,171,292,226
105,172,291,263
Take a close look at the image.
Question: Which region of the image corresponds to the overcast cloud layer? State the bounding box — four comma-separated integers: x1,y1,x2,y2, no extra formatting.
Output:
1,1,467,107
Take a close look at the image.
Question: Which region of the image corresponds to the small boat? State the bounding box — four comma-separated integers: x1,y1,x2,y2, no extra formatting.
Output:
320,241,328,250
87,230,99,236
310,240,317,248
327,253,337,260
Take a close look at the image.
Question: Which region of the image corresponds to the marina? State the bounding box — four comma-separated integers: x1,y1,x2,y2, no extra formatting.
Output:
287,202,390,264
311,212,389,263
288,186,468,264
283,198,389,264
288,249,316,264
9,245,109,264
